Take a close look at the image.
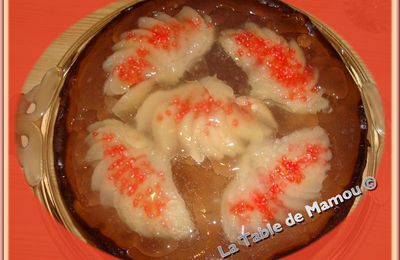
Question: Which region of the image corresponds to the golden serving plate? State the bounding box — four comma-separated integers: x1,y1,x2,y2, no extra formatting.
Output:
15,0,385,255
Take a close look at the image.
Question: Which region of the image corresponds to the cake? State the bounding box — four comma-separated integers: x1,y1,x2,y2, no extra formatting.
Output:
53,0,368,258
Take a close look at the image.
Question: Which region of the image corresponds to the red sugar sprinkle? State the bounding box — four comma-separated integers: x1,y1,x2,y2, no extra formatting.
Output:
267,183,282,201
231,119,239,127
252,191,275,222
157,90,254,129
137,48,149,58
298,144,324,165
102,133,115,142
124,16,203,51
279,157,303,183
192,93,222,118
229,201,254,224
117,16,204,85
146,187,154,195
105,144,127,157
233,31,315,101
133,183,168,219
173,98,191,121
224,102,234,115
148,23,182,50
311,85,320,93
229,142,324,223
97,133,170,220
184,17,201,28
114,48,152,85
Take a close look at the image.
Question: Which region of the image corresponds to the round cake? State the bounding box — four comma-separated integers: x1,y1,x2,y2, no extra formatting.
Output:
54,0,368,258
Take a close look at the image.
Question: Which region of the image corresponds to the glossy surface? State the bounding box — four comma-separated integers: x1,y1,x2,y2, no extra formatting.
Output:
54,0,367,258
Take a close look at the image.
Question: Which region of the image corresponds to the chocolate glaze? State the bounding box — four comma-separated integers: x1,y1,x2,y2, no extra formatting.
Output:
53,0,368,259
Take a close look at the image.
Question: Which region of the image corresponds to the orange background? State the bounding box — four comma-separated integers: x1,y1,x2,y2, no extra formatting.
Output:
8,0,392,259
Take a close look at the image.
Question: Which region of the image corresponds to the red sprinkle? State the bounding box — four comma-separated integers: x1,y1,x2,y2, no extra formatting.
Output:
116,11,208,87
229,201,255,224
102,133,115,142
160,90,254,125
229,142,324,223
97,132,169,221
105,144,127,157
117,17,204,84
231,119,239,127
278,157,303,183
184,17,202,28
133,183,168,219
148,23,182,50
233,31,315,101
114,48,152,85
311,85,320,93
224,102,234,115
146,17,201,51
298,144,324,165
252,191,275,222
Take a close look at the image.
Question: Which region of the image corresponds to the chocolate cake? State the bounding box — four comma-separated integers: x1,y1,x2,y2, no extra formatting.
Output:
53,0,368,259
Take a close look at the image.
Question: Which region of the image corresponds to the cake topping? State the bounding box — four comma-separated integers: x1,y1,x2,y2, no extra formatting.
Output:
219,23,329,114
113,48,153,86
135,76,278,163
85,119,195,239
221,127,332,241
103,6,215,96
233,31,314,91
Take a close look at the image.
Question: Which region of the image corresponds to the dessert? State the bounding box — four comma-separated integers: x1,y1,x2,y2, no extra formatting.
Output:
219,23,329,114
103,6,214,96
54,0,368,259
135,76,277,162
86,119,195,239
221,127,332,241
